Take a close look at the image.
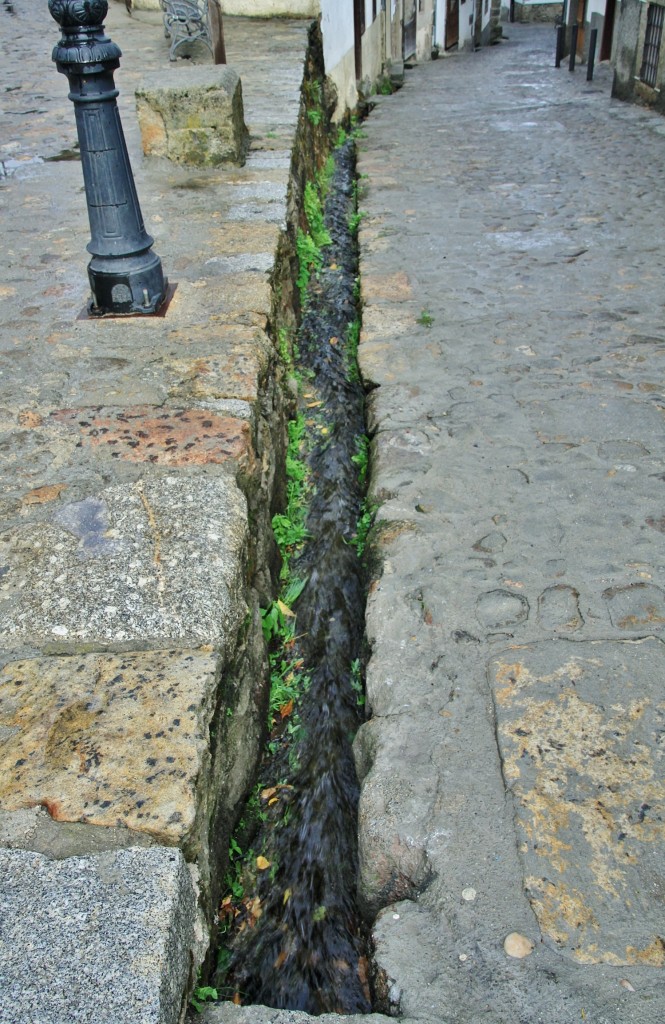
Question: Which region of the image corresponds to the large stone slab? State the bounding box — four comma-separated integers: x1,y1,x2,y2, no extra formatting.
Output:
490,638,665,966
0,846,196,1024
0,649,218,850
137,67,249,166
200,1006,399,1024
0,475,248,649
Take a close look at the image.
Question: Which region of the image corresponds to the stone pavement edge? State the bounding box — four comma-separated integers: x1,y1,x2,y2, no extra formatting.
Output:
0,3,310,1021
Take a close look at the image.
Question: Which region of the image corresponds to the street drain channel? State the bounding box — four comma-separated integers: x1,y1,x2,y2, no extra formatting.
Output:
212,137,372,1014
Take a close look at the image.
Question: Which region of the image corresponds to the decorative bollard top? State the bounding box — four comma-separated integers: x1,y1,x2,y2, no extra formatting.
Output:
49,0,108,27
49,0,122,69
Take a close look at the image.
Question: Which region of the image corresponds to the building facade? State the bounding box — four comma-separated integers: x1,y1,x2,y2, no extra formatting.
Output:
613,0,665,110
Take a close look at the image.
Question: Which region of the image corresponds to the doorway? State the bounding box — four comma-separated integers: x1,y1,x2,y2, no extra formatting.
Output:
446,0,459,48
354,0,365,79
600,0,616,60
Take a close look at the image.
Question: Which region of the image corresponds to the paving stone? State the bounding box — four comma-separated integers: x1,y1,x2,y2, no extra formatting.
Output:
0,846,196,1024
490,638,665,966
0,649,219,847
136,67,249,166
537,584,584,631
602,582,665,631
51,407,251,467
0,475,248,648
200,1007,399,1024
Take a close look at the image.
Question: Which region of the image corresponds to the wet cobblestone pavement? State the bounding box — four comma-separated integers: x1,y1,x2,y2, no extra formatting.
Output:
352,23,665,1024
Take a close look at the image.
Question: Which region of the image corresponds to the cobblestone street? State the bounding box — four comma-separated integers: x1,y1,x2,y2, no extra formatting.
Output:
353,23,665,1024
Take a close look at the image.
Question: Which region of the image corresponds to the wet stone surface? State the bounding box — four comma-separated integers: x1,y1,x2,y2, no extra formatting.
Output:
491,639,665,966
0,846,196,1024
0,649,219,847
0,5,309,1022
0,475,248,648
355,22,665,1024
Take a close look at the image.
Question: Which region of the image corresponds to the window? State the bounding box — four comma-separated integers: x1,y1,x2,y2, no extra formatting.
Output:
640,3,665,88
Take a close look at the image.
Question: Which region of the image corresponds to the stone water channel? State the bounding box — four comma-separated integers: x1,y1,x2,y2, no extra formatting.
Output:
210,137,373,1015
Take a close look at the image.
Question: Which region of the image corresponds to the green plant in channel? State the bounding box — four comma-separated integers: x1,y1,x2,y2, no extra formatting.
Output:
271,413,310,580
350,658,365,707
303,181,332,250
349,497,377,558
190,986,218,1013
417,308,434,327
351,434,370,485
296,179,333,307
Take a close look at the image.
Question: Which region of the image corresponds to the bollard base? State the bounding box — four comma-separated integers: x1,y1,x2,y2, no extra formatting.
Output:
88,250,168,317
79,282,177,321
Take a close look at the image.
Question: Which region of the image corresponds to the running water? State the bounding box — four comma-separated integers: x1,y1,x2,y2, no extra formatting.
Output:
215,138,371,1015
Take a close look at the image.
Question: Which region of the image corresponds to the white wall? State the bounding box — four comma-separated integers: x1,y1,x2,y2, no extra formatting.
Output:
320,0,356,70
433,0,445,47
220,0,320,13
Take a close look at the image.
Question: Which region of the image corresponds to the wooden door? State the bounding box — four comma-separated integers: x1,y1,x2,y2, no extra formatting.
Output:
576,0,587,57
445,0,459,49
600,0,616,60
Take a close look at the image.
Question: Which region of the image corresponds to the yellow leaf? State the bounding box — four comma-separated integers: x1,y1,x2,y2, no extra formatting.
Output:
22,483,67,505
283,888,292,905
256,855,271,871
277,599,295,617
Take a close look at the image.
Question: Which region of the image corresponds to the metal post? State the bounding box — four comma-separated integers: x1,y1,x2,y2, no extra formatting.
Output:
569,24,578,71
556,24,564,67
587,27,597,81
49,0,167,317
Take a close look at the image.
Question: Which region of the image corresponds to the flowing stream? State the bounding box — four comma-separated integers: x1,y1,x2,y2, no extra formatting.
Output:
214,138,371,1015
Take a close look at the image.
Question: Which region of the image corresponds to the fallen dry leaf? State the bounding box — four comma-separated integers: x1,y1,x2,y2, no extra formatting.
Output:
22,484,67,505
279,699,294,719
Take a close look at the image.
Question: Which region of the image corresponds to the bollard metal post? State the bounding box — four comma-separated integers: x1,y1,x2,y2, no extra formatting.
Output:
569,24,578,71
555,24,564,67
587,26,597,81
49,0,167,317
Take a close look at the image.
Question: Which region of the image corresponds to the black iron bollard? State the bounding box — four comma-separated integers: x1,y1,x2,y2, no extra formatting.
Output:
555,24,564,67
587,27,598,81
49,0,167,316
569,24,578,72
